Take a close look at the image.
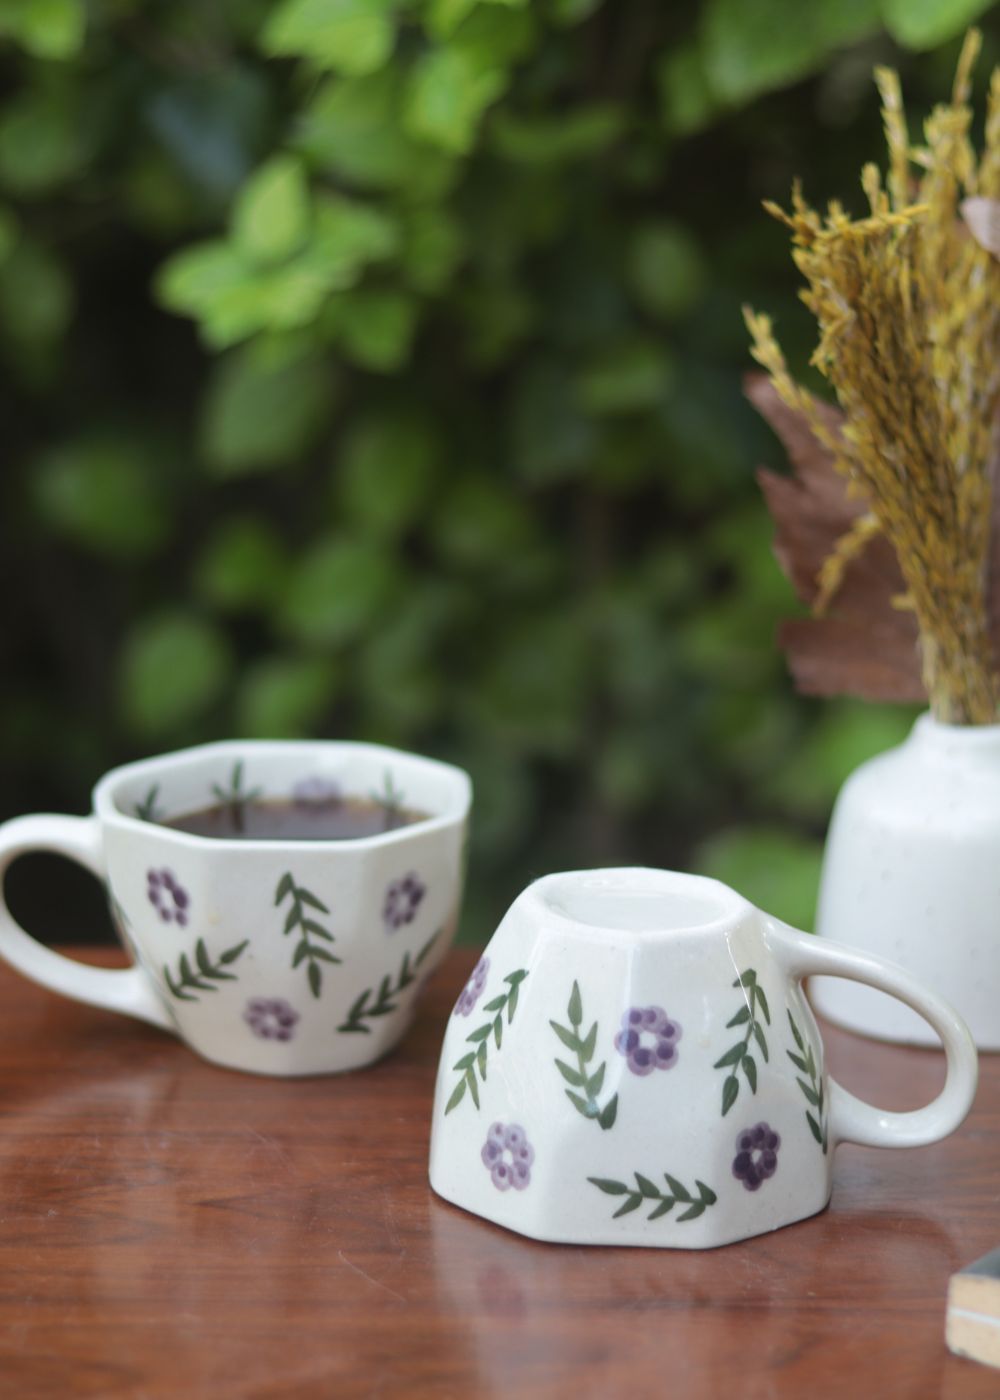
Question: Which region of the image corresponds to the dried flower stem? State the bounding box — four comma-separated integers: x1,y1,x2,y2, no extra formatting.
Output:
748,30,1000,724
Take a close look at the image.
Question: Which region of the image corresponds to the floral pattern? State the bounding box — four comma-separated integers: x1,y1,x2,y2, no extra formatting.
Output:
454,956,489,1017
292,775,342,808
732,1122,780,1191
146,868,190,926
244,997,299,1042
383,872,426,932
614,1005,682,1076
482,1122,534,1191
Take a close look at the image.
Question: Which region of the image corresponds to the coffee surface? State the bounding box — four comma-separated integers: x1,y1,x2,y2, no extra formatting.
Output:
164,796,429,841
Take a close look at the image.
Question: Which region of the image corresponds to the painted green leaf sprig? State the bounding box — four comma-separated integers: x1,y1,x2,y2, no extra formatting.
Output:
588,1171,717,1222
338,932,438,1033
550,980,618,1130
444,968,528,1114
372,769,405,827
163,937,249,1002
714,968,770,1116
212,759,262,832
787,1009,828,1152
135,784,162,822
275,871,341,998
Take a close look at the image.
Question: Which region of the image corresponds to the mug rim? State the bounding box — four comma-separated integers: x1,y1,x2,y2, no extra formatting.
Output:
524,867,752,941
93,738,472,852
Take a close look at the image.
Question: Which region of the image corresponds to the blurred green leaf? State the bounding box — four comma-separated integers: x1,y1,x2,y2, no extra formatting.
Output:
511,358,595,483
335,288,418,371
460,278,534,366
194,517,288,611
426,0,480,37
404,47,507,154
432,473,537,565
0,86,90,194
261,0,397,76
472,610,590,755
297,71,455,194
444,5,536,69
237,655,337,737
546,0,603,25
657,42,718,135
232,155,311,265
120,613,233,738
695,827,824,932
34,438,167,559
280,536,398,645
595,730,663,810
0,205,16,264
577,339,674,415
0,238,73,346
492,105,624,165
309,193,399,275
882,0,995,48
0,0,85,59
337,410,441,537
200,345,333,474
699,0,882,104
764,701,918,814
401,205,463,292
628,221,707,320
358,585,461,731
156,194,396,345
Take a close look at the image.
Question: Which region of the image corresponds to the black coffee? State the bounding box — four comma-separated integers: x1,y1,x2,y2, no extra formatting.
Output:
164,795,429,841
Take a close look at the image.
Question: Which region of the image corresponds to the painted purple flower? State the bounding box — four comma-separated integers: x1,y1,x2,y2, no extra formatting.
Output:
292,775,342,809
481,1122,534,1191
454,956,489,1017
244,998,299,1042
614,1005,683,1076
732,1122,781,1191
383,871,426,932
146,868,190,927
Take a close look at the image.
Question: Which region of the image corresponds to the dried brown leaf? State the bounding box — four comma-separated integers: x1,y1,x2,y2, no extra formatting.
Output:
777,618,926,702
749,374,925,701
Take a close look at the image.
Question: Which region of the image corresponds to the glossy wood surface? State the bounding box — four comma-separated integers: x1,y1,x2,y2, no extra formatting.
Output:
0,948,997,1399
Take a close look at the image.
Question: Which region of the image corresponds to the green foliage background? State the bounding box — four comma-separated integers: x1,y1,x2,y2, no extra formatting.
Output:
2,0,993,941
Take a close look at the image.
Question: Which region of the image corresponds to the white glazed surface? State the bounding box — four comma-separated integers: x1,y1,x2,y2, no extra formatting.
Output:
429,868,977,1249
0,741,471,1075
813,712,1000,1049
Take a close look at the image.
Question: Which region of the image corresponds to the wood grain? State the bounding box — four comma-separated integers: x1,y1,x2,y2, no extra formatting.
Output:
0,948,996,1399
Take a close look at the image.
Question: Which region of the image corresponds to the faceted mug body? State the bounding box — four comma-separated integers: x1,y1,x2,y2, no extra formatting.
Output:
0,740,471,1075
429,868,977,1249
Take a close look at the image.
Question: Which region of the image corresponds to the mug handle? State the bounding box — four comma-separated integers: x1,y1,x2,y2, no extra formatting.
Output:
0,814,173,1030
769,921,978,1148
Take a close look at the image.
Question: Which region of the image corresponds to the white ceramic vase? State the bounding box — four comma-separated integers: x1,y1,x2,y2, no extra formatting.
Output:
812,712,1000,1049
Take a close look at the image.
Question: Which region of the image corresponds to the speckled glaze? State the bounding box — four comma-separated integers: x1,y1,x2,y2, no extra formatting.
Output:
429,868,977,1249
814,713,1000,1049
0,741,471,1075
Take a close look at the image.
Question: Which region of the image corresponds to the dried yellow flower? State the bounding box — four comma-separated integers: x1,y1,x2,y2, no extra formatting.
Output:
748,29,1000,724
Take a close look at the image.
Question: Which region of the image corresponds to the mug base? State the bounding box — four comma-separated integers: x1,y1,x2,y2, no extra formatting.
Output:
428,1172,832,1250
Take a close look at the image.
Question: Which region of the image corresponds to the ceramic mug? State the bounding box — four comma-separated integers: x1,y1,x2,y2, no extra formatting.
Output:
0,740,471,1075
429,867,977,1249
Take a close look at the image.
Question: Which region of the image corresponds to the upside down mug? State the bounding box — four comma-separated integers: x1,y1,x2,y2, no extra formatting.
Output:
429,868,977,1248
0,740,471,1075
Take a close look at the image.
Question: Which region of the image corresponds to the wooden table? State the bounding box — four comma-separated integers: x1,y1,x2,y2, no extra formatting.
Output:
0,948,997,1399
